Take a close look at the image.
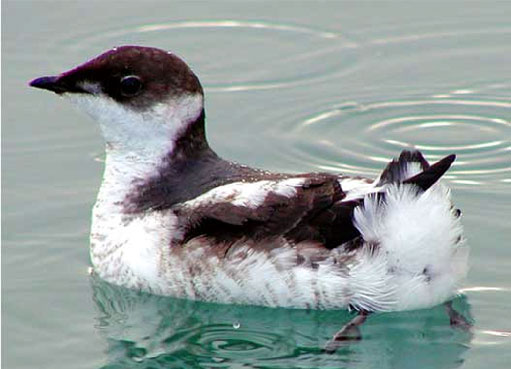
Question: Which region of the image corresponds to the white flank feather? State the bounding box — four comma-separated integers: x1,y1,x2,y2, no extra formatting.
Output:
353,182,468,311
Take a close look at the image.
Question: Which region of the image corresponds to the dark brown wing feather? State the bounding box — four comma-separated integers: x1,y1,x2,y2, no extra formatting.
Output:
174,150,456,251
176,175,362,249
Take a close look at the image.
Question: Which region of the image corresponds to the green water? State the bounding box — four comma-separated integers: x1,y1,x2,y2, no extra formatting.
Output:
2,1,510,368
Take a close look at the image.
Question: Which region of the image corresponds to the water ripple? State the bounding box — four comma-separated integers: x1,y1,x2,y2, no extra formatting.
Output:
188,324,295,360
136,20,344,40
92,278,473,369
370,26,511,45
55,20,360,92
286,97,510,191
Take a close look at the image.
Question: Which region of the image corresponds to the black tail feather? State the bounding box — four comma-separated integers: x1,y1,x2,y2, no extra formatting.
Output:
403,154,456,191
378,150,430,185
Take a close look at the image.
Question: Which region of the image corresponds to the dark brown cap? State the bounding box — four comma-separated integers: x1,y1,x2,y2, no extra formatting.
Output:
30,46,203,110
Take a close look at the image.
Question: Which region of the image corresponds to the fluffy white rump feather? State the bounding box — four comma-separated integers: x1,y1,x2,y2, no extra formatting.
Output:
353,182,468,311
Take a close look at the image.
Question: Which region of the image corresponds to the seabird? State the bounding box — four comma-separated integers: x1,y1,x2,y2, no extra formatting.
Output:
30,46,469,346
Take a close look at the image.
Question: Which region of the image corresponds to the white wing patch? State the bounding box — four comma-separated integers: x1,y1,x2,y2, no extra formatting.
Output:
183,177,306,209
339,177,380,201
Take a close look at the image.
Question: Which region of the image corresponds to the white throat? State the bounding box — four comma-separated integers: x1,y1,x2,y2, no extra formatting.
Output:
67,91,204,206
66,91,203,289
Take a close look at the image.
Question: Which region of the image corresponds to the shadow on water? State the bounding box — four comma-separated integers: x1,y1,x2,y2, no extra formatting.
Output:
91,276,473,369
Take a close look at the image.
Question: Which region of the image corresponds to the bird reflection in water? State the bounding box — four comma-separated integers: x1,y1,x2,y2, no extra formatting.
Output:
90,275,473,369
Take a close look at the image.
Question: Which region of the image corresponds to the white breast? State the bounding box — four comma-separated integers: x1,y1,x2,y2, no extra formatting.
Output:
90,207,180,293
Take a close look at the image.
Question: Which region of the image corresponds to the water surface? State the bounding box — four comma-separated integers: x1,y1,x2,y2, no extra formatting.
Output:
3,1,511,368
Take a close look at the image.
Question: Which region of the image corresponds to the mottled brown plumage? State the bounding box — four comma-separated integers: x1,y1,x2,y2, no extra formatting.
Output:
29,46,467,317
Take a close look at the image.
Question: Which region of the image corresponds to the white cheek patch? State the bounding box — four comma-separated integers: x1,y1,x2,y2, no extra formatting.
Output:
66,92,205,206
78,81,102,95
65,92,203,158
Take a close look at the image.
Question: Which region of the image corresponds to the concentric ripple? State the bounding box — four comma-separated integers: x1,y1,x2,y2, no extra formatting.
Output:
55,20,359,91
288,97,510,191
91,277,474,369
187,324,296,360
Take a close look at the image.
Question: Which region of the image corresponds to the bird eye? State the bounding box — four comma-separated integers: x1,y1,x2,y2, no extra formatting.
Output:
120,75,142,97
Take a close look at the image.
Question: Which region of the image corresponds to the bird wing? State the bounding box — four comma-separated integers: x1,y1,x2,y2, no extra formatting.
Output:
173,150,456,250
173,174,361,248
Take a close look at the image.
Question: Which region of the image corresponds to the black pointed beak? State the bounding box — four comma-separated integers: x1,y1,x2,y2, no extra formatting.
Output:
29,75,88,94
29,76,66,93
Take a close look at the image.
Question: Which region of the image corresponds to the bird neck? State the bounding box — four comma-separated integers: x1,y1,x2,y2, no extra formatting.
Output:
95,109,211,214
